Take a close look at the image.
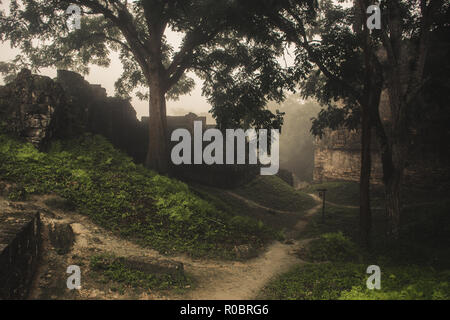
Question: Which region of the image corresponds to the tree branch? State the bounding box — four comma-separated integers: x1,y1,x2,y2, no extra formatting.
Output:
268,10,363,103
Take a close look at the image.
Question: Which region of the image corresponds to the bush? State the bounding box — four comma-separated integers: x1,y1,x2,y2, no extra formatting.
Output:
299,232,362,262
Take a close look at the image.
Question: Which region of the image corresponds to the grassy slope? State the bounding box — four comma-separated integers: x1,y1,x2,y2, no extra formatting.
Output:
233,175,316,213
259,182,450,300
0,133,278,259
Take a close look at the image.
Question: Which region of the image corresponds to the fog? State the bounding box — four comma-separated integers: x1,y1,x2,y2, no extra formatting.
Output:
268,96,322,182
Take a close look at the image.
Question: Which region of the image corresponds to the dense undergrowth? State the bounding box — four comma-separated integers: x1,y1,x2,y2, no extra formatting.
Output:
0,133,278,259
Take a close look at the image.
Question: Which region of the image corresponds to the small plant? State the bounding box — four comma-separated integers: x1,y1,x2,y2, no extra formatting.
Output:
7,184,28,201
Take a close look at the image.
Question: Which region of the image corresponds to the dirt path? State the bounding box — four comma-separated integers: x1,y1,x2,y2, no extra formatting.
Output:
180,199,321,300
19,191,322,300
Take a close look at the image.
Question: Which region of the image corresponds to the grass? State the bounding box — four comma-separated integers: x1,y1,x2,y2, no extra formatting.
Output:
259,263,449,300
233,175,316,213
0,133,279,259
302,181,385,208
298,232,363,263
89,254,192,292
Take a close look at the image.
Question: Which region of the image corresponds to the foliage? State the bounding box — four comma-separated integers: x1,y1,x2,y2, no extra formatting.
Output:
299,232,362,263
260,180,450,300
0,133,277,258
89,254,190,291
260,263,366,300
260,263,450,300
0,0,317,133
302,181,385,207
234,175,316,213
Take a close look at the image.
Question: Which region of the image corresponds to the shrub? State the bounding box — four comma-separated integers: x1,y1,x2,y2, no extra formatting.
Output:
299,232,362,262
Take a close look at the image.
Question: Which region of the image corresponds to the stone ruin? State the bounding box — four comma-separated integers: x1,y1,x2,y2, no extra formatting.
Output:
313,127,384,184
313,90,450,187
0,69,70,147
0,69,148,162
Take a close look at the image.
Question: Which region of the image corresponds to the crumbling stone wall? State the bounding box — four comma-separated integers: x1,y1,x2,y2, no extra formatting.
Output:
55,70,147,162
0,69,147,161
313,128,384,184
0,210,41,300
0,69,71,148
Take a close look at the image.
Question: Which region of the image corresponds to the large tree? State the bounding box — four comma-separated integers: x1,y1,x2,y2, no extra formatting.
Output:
0,0,255,173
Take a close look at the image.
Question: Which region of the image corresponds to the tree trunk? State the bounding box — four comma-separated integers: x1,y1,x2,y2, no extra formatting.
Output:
359,66,383,248
145,75,170,174
384,69,408,240
360,102,372,248
385,163,401,240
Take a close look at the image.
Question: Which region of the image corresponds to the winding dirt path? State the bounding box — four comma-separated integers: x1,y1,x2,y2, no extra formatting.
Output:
22,191,322,300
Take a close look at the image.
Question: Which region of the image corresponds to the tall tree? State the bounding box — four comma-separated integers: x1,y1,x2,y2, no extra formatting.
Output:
0,0,244,173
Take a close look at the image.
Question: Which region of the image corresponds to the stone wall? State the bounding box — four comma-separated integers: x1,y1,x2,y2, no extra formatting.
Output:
0,210,41,300
313,126,450,187
55,70,148,162
0,69,71,148
313,128,384,184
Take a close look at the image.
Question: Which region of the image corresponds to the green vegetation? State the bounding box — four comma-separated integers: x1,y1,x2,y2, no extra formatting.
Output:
233,175,316,213
0,133,278,259
299,232,362,263
302,181,385,208
260,263,449,300
260,182,450,300
299,205,361,240
90,254,191,291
